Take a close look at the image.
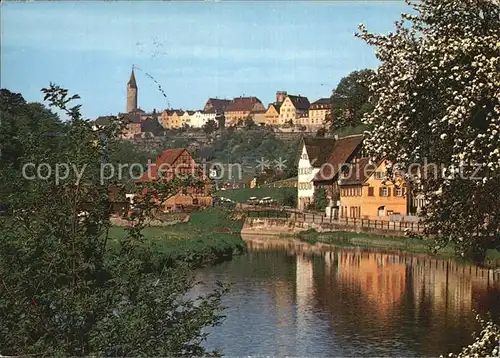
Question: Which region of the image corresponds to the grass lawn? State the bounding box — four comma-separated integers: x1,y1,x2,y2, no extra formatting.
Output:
213,187,296,204
108,208,246,265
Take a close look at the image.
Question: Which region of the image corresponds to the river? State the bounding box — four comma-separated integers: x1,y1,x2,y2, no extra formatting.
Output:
193,235,500,357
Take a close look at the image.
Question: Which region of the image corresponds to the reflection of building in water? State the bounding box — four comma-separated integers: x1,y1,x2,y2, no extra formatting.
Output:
410,258,473,318
336,251,406,316
296,253,314,341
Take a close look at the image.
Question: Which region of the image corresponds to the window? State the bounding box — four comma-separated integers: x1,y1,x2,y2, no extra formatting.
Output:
395,187,403,196
374,171,384,179
368,187,374,196
381,187,389,197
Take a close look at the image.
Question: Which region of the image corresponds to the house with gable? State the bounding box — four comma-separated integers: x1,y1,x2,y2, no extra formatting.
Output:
136,148,212,211
312,134,365,216
224,96,266,126
297,137,336,210
279,94,310,125
338,158,409,219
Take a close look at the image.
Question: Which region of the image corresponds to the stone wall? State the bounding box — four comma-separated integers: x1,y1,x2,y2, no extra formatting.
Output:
241,217,416,237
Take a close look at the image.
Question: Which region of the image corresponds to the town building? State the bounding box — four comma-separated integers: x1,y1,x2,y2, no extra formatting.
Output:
338,158,408,219
224,96,266,126
279,95,310,125
201,109,217,125
94,113,142,139
297,137,336,210
136,148,212,211
180,110,194,128
251,109,267,126
203,98,231,115
308,98,331,129
264,103,281,126
312,134,365,217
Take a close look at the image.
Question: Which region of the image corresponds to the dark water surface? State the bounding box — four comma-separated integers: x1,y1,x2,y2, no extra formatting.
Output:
194,236,500,357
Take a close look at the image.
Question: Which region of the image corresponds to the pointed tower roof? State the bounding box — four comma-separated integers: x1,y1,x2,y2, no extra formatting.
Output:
128,68,137,89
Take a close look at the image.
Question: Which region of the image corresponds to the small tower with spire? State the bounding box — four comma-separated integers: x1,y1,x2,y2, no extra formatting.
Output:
126,66,138,113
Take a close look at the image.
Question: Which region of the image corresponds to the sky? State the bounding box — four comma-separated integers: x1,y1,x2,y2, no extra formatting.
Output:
1,1,409,120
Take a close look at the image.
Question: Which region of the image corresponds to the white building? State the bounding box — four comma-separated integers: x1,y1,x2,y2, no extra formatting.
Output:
180,111,194,127
297,137,336,210
190,111,205,128
201,110,217,124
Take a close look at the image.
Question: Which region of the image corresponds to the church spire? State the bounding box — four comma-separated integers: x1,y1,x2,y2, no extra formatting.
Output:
127,66,138,113
128,67,137,89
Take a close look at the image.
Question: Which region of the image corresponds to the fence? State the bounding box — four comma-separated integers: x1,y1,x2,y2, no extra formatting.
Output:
246,209,425,234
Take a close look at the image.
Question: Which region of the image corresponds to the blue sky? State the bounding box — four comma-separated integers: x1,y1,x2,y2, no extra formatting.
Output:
1,1,408,119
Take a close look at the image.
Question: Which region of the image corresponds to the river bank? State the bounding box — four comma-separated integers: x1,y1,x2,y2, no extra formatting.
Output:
241,216,500,269
109,208,246,267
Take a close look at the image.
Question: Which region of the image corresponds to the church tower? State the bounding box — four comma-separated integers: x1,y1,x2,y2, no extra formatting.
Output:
126,67,138,113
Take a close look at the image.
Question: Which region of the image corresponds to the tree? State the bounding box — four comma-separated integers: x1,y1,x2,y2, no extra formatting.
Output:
328,69,375,131
356,0,500,261
202,119,218,135
0,89,66,205
244,116,255,130
0,85,226,355
313,186,328,212
315,127,327,137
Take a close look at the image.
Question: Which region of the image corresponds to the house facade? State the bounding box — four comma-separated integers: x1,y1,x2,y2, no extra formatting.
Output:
339,159,408,219
201,110,217,124
264,103,281,126
312,134,365,217
279,95,310,125
297,137,336,210
160,110,183,129
308,98,331,129
190,111,205,128
180,111,194,128
136,148,212,211
224,96,266,126
251,110,267,125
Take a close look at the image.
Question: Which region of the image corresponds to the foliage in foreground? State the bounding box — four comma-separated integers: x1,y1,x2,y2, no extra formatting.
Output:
357,0,500,262
0,85,227,356
445,314,500,358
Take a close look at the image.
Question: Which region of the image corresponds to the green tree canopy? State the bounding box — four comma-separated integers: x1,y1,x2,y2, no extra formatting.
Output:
328,69,375,131
0,85,226,355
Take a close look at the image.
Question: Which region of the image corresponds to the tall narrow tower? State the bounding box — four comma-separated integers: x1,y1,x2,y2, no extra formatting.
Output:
126,67,138,113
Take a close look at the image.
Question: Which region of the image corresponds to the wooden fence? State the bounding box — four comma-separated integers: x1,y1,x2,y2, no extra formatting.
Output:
245,209,425,233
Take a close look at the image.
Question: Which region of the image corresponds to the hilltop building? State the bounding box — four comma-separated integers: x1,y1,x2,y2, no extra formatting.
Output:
126,68,138,113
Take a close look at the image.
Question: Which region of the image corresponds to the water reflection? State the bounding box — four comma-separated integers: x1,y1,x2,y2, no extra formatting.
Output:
197,236,500,356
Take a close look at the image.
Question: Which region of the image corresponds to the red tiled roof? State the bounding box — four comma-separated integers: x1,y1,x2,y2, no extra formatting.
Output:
137,148,187,182
205,98,231,113
339,157,379,185
301,137,336,168
225,96,263,112
313,134,364,181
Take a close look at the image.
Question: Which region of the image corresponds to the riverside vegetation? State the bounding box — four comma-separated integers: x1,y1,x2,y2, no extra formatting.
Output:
0,86,244,356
